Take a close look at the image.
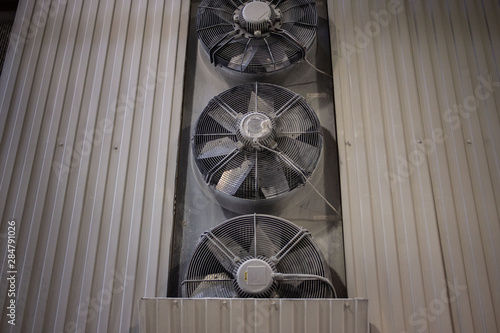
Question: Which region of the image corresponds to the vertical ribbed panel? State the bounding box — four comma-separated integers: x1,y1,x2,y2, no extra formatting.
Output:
331,0,500,332
139,298,369,333
0,0,189,332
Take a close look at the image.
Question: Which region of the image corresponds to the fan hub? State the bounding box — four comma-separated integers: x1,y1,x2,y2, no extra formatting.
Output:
235,1,280,37
236,258,274,295
242,2,272,24
238,113,274,147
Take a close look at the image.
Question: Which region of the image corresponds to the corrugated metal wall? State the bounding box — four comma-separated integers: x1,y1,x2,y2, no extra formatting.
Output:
330,0,500,332
0,0,189,331
139,298,368,333
0,0,498,333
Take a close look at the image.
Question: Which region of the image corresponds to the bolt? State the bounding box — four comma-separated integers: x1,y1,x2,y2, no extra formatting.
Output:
466,140,472,144
113,146,118,150
345,141,351,146
234,14,239,21
417,139,422,144
344,303,350,309
254,30,262,37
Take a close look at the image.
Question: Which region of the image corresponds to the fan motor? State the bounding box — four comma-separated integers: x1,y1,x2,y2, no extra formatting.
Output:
237,112,277,150
235,1,280,37
234,257,277,296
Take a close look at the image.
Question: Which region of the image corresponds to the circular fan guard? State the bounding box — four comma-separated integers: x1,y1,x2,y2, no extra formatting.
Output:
182,214,334,298
196,0,317,73
192,82,322,200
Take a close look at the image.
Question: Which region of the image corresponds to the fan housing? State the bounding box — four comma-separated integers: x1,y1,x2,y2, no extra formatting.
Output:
196,0,318,73
182,214,335,298
192,82,323,202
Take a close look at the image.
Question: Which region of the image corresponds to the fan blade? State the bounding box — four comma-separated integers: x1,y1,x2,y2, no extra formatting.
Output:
276,105,313,133
279,279,303,289
292,4,308,22
208,108,238,133
275,280,309,298
277,137,318,173
216,159,253,195
274,273,335,297
190,273,236,298
270,29,306,62
248,91,257,113
283,246,323,276
192,282,230,298
280,1,315,19
274,49,291,70
204,231,249,273
250,223,281,258
228,45,258,72
217,233,250,259
258,153,290,198
200,6,234,25
198,137,237,159
248,91,275,115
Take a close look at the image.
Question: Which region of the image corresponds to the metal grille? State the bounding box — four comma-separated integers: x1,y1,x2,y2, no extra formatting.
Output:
192,82,322,200
182,214,334,298
196,0,317,73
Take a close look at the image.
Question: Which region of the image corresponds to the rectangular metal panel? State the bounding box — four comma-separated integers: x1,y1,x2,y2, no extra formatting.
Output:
168,0,346,300
139,298,369,333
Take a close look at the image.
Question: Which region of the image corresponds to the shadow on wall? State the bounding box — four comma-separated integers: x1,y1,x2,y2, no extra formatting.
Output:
0,9,17,75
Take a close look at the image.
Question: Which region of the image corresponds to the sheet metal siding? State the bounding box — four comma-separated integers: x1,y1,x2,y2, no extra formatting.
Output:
331,0,500,332
0,0,189,332
139,298,369,333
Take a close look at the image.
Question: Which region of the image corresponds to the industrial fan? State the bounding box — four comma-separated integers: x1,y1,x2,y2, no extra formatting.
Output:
196,0,317,73
182,214,336,298
192,82,322,200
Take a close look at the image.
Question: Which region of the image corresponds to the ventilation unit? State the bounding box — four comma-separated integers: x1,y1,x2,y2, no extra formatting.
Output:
192,82,322,202
196,0,318,73
182,214,336,298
